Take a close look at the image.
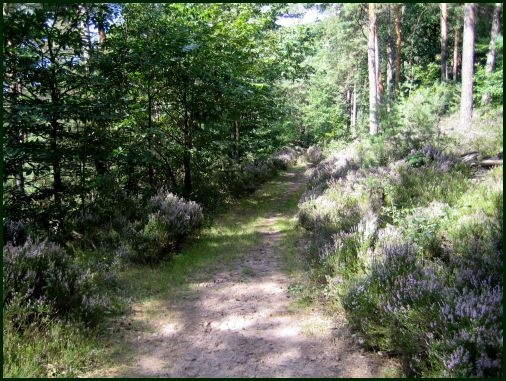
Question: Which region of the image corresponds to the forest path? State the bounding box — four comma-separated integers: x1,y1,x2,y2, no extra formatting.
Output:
87,159,392,377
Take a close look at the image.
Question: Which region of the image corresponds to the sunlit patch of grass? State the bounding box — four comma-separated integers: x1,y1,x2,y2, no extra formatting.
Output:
3,316,104,377
301,320,327,336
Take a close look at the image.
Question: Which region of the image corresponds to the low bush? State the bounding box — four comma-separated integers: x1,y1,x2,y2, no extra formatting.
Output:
3,238,106,323
128,191,204,263
382,165,470,211
343,242,446,374
270,146,298,170
3,219,27,246
306,145,324,165
297,115,502,377
220,147,299,198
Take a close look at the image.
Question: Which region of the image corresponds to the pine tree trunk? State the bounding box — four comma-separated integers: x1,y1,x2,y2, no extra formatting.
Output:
453,25,460,81
4,4,25,196
386,5,395,102
147,91,155,187
351,82,358,137
440,3,449,81
94,11,108,176
482,3,502,105
182,89,192,198
47,34,63,215
78,5,90,64
460,3,476,130
97,10,107,46
235,120,240,162
394,4,402,91
375,30,383,103
368,3,379,135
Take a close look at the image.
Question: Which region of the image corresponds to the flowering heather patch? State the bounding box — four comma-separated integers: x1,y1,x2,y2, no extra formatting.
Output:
130,190,204,262
148,190,204,240
306,145,359,189
344,243,446,372
3,238,101,322
344,234,503,376
306,145,324,165
3,219,27,246
298,192,362,241
270,146,298,169
298,133,502,377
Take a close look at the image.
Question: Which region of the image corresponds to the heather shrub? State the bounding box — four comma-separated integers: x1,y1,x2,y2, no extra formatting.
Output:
3,219,27,246
219,147,298,198
148,190,204,239
129,190,204,263
435,251,502,377
270,146,298,170
396,201,451,259
319,210,378,280
382,165,470,212
219,158,279,197
343,243,446,374
3,239,104,323
306,145,324,165
343,169,503,376
298,192,362,240
305,145,359,191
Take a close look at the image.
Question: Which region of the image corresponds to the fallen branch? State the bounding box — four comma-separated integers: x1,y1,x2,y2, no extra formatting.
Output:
479,159,503,167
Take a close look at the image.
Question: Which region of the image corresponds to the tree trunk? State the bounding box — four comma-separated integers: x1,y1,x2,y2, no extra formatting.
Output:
386,5,395,102
394,4,402,91
440,3,449,81
94,11,108,176
78,5,90,64
47,35,63,214
482,3,502,105
459,3,476,130
5,36,25,196
351,82,358,137
147,91,155,187
182,90,192,198
4,4,25,196
235,120,240,162
368,3,379,135
452,25,460,81
97,11,107,46
374,29,383,103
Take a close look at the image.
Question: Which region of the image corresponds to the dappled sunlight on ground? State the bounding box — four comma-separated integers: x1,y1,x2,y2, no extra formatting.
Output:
85,164,395,377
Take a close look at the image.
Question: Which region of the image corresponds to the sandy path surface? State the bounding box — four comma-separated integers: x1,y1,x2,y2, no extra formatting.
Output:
92,165,389,377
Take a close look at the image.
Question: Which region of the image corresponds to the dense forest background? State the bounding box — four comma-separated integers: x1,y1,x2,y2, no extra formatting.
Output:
3,3,503,378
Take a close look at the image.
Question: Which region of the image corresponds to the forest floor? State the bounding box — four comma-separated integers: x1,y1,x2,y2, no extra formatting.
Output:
83,159,399,377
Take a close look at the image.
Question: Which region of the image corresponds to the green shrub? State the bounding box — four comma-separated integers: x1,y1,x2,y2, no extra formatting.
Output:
128,191,204,263
3,238,106,323
382,165,470,211
3,219,27,246
306,145,324,165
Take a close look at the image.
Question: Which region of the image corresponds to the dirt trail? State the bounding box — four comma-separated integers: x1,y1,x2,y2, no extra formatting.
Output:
92,163,390,377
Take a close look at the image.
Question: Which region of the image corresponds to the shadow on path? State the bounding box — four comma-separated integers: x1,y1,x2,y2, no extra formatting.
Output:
91,163,390,377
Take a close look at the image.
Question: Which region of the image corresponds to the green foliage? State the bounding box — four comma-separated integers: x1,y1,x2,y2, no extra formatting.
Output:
382,165,470,211
475,35,504,106
127,191,204,263
3,238,107,323
3,311,103,377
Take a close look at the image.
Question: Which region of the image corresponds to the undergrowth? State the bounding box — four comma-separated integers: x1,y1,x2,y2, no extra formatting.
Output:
297,93,503,377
